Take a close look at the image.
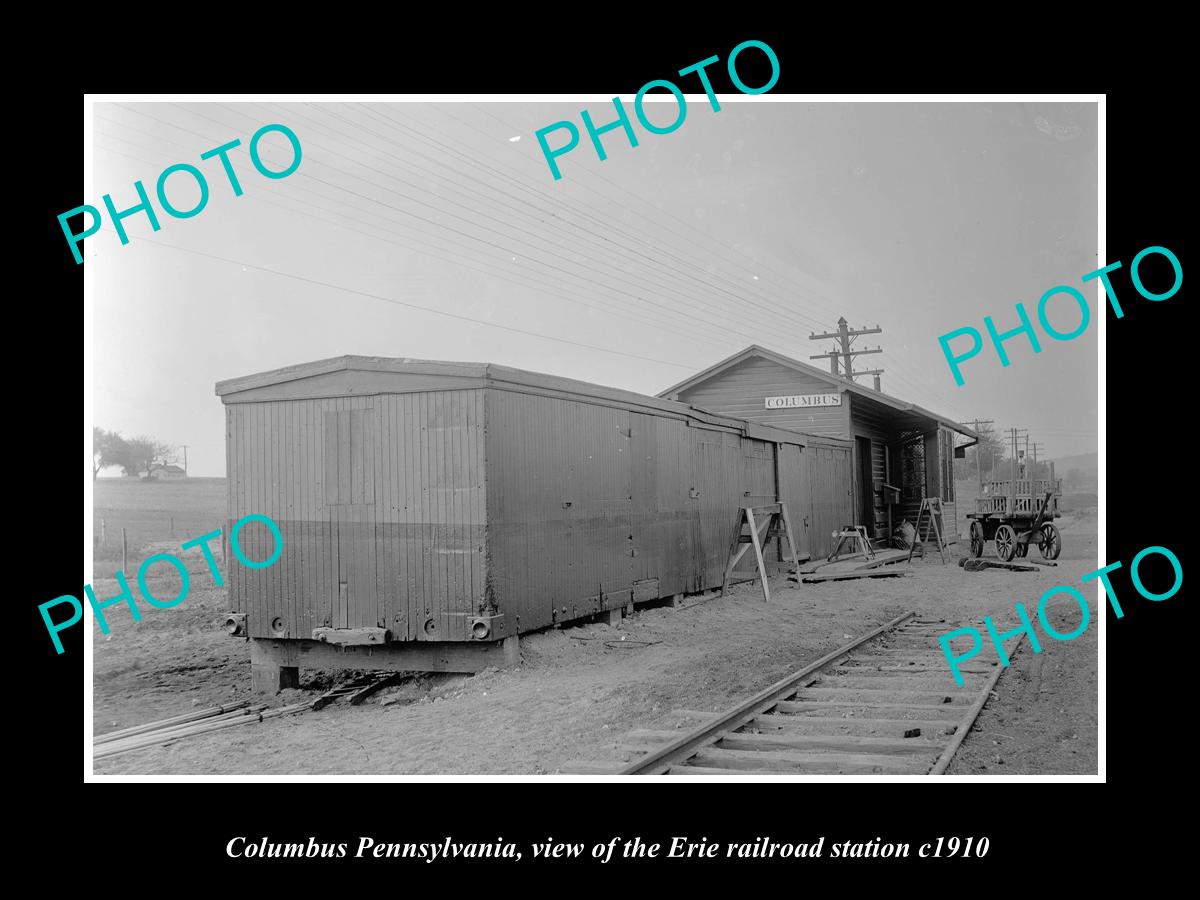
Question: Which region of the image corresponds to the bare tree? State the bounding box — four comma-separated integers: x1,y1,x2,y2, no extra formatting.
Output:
93,427,129,480
961,424,1007,481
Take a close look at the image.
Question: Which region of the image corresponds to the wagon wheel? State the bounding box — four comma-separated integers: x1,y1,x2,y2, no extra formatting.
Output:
1039,522,1062,560
994,524,1017,561
1015,539,1029,558
969,521,985,558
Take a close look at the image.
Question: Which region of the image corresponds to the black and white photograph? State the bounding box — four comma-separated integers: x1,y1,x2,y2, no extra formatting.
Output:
78,91,1106,781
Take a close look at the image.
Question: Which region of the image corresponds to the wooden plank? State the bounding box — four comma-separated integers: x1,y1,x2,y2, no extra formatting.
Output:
449,391,464,620
745,715,962,734
256,404,270,636
434,391,447,636
419,392,433,636
281,634,520,673
689,747,929,774
666,765,770,776
352,500,370,631
303,400,315,638
808,676,982,692
334,504,346,629
350,407,364,505
361,404,378,631
795,687,977,702
827,665,996,674
285,401,296,638
778,505,801,572
363,404,376,507
312,626,388,646
376,400,391,635
408,392,422,640
774,699,965,717
748,507,770,601
312,402,323,629
666,766,757,776
338,408,352,507
963,558,1038,573
396,395,408,635
802,570,910,583
233,405,243,622
721,509,749,597
407,393,420,641
471,390,485,618
855,549,912,569
720,731,942,756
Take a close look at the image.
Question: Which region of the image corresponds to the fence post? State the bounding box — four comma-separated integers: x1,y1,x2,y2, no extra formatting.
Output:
169,516,175,539
121,527,127,572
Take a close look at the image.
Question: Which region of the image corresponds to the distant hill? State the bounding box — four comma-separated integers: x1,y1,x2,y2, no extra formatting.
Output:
1052,452,1097,477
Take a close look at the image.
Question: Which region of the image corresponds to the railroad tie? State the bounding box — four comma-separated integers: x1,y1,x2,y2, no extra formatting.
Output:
581,613,1019,776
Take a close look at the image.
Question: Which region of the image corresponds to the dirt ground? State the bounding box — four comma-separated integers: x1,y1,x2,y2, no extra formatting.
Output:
92,495,1099,776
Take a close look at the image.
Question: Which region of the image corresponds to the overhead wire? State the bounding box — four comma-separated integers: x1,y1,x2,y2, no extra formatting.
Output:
91,127,737,353
353,101,848,337
103,103,760,348
439,102,969,403
159,101,796,348
92,101,1023,414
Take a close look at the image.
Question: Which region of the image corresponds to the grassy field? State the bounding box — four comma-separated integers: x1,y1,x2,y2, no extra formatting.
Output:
93,477,227,564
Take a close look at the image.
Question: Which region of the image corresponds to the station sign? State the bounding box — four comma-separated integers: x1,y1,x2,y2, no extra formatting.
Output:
765,393,843,409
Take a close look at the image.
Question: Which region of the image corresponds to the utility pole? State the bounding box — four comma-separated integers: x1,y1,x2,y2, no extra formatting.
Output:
178,444,190,475
965,419,995,492
1008,428,1029,507
1030,442,1046,481
809,318,884,387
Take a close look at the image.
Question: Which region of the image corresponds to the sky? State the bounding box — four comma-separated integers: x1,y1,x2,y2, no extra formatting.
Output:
88,99,1099,477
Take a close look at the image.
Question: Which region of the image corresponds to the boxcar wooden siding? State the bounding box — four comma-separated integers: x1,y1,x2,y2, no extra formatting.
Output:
485,391,756,632
227,390,486,641
219,357,872,645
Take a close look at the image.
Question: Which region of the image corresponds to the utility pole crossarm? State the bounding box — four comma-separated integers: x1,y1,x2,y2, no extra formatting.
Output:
808,318,885,386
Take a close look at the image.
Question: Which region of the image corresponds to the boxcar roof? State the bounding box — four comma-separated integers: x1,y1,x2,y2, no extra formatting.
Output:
215,355,828,447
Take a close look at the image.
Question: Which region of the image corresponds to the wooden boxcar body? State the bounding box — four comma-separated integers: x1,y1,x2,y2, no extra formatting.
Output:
216,357,853,681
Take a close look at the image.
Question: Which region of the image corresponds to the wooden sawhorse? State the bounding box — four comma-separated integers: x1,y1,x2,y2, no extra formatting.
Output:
721,502,802,602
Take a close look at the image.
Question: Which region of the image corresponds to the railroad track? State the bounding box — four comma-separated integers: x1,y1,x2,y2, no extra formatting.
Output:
572,611,1017,775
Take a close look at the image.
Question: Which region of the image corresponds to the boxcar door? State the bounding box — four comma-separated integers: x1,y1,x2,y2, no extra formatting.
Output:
735,439,778,575
780,443,811,558
323,402,379,632
690,429,740,591
597,408,634,612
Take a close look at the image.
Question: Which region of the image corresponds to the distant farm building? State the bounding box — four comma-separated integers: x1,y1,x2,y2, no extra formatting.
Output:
153,464,187,480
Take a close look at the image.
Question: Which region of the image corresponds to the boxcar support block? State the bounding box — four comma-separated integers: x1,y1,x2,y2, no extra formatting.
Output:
251,636,519,684
251,639,300,694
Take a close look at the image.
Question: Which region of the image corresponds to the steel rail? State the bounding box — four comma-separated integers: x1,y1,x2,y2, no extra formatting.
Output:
929,633,1026,775
618,610,916,775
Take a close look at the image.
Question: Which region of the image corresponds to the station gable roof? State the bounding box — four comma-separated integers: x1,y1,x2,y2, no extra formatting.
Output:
657,345,977,440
